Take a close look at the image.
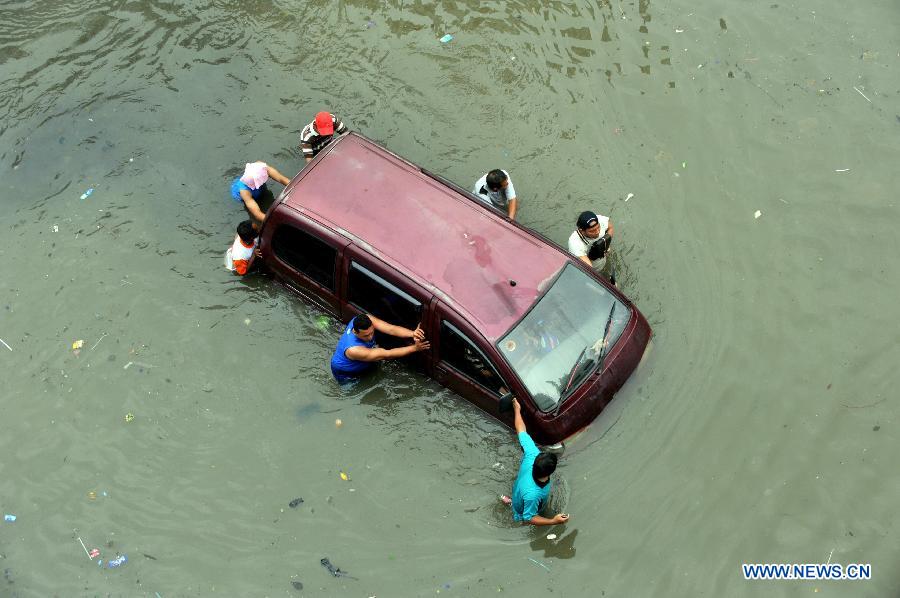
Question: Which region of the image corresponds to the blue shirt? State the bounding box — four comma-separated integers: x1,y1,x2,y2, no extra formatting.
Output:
330,317,377,378
230,178,263,203
511,432,552,522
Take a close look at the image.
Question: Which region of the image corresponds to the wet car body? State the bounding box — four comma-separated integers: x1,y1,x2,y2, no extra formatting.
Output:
257,132,651,445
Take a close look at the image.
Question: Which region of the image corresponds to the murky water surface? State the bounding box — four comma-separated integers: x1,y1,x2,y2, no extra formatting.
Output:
2,0,899,596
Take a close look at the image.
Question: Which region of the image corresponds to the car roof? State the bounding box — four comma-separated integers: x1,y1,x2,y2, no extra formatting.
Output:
280,133,568,341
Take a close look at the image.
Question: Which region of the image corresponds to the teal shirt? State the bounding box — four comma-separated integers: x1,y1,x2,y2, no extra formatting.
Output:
511,431,552,522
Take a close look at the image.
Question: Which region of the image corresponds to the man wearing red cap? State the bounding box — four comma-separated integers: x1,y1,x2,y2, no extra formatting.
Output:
300,111,348,163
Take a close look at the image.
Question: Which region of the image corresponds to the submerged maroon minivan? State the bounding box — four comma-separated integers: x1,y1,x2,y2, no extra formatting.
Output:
257,133,651,445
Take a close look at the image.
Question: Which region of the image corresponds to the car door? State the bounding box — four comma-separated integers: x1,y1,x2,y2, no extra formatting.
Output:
432,303,516,419
340,246,432,374
263,211,348,316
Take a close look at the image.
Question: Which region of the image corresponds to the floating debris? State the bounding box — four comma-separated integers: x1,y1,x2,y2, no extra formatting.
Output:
625,193,635,202
440,34,453,43
339,471,350,481
834,168,850,173
852,86,872,103
546,533,557,540
0,338,11,352
124,413,135,423
4,514,16,522
72,340,84,350
321,557,357,579
80,188,94,200
77,537,92,559
289,497,304,508
754,210,762,219
527,557,551,572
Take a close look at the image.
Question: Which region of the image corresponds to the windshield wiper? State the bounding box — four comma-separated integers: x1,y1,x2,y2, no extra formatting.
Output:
554,304,617,417
594,303,617,376
562,346,589,396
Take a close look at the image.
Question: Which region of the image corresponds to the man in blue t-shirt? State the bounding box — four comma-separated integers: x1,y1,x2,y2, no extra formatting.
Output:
330,313,430,384
507,398,570,526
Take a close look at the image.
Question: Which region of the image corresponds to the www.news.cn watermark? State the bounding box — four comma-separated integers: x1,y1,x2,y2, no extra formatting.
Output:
742,563,871,581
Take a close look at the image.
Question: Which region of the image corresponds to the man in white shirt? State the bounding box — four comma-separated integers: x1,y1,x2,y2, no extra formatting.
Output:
567,210,615,278
472,169,518,220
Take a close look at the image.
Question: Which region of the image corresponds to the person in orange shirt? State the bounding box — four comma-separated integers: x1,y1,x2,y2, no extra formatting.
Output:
225,220,259,276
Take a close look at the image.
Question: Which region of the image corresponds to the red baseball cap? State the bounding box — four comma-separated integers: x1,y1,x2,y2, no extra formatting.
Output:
315,111,334,135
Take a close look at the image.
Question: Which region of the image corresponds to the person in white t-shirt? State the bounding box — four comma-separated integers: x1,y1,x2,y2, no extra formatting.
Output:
567,210,614,278
224,220,259,276
472,169,518,220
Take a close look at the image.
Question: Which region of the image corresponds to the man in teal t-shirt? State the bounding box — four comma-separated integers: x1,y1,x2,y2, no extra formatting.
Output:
508,398,570,526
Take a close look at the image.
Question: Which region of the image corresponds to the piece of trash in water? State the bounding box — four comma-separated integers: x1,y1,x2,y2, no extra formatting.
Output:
289,497,304,508
339,471,349,481
321,557,357,579
511,55,516,61
527,557,551,572
4,514,16,522
500,495,512,505
106,554,128,568
834,168,850,173
88,491,97,500
625,193,635,202
365,20,375,29
53,224,59,233
72,340,84,350
440,34,453,43
80,188,94,200
681,161,687,169
546,533,557,540
77,537,92,558
335,418,343,428
244,318,251,325
124,413,135,423
754,210,762,219
675,28,684,33
292,580,304,590
0,338,12,351
315,315,330,330
89,548,100,559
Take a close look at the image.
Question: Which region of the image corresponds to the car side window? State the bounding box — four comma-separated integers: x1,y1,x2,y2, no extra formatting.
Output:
271,224,337,291
348,262,422,340
440,321,507,395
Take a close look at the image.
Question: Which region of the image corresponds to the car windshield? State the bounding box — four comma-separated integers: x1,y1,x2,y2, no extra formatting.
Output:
497,264,630,411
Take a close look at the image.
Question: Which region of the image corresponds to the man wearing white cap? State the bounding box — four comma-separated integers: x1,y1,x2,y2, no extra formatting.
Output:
229,161,292,227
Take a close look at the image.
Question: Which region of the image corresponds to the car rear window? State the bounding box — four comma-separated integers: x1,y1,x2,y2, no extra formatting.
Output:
348,262,423,348
271,224,337,291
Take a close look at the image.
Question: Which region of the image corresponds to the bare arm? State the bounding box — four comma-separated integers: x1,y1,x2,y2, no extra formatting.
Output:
512,398,526,434
606,219,614,237
578,255,593,267
240,189,266,224
344,340,429,362
507,197,518,220
526,513,569,526
266,165,291,186
369,314,421,340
